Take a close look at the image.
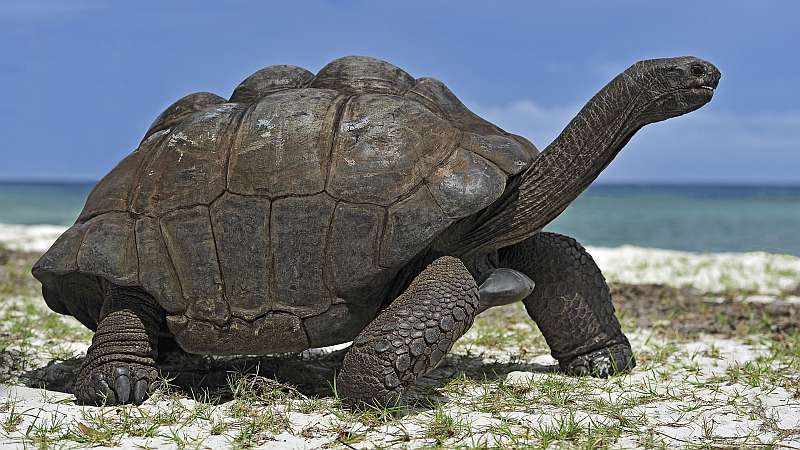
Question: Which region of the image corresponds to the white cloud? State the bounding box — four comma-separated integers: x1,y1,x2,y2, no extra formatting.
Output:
468,99,800,183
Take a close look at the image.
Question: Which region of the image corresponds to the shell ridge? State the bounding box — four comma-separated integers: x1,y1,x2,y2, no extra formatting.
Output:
322,95,353,191
77,209,130,225
223,104,255,193
127,131,172,217
376,208,389,269
157,215,186,308
422,183,448,222
229,65,314,103
132,217,141,282
377,185,452,271
267,197,277,317
207,204,230,325
405,83,447,118
142,92,226,143
74,227,85,277
320,197,341,301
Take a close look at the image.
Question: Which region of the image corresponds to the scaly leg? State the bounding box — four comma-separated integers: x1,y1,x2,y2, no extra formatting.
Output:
499,232,635,377
337,256,479,407
74,284,162,405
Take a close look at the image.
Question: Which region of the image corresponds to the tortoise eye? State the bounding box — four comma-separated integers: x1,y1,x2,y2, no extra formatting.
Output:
691,65,705,76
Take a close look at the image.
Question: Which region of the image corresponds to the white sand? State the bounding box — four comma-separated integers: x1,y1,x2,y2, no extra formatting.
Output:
0,223,67,253
588,245,800,295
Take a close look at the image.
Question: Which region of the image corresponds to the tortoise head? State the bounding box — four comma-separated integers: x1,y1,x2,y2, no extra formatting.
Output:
626,56,721,124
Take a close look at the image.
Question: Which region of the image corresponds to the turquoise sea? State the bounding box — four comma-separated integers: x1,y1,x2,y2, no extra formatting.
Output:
1,182,799,256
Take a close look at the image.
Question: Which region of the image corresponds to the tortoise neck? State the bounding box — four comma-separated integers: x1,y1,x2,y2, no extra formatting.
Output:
511,73,646,237
448,71,650,255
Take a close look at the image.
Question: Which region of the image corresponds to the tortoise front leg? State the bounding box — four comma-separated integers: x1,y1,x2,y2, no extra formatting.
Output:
336,256,479,408
74,285,162,405
498,232,635,377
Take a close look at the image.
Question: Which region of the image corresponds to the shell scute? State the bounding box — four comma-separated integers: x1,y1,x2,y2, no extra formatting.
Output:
144,92,227,142
427,148,507,219
311,56,415,94
78,148,148,222
269,194,337,318
210,192,272,321
170,314,308,355
227,89,339,197
133,103,243,215
380,187,454,268
326,202,392,301
327,94,458,205
159,205,228,326
230,64,314,103
460,133,535,176
76,212,138,286
407,77,500,135
135,217,184,314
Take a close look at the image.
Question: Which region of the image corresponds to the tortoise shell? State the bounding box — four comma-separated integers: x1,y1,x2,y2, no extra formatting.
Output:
32,56,538,355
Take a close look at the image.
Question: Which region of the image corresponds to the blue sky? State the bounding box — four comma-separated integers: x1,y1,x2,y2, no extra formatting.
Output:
1,1,797,183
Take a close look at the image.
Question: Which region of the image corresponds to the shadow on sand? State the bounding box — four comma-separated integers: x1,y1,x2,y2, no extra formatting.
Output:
21,347,557,406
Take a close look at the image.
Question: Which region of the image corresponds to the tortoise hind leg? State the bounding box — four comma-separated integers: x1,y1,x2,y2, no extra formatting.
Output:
74,284,162,405
499,232,635,377
337,256,479,408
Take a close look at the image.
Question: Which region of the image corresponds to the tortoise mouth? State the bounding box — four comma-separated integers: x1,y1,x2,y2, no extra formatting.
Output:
680,76,718,103
686,84,715,101
641,85,715,118
617,83,716,130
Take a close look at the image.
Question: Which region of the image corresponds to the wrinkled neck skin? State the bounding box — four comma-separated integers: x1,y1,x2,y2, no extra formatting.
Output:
444,69,657,257
509,73,647,239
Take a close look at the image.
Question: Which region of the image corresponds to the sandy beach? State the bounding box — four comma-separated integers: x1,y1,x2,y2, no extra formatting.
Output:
2,223,800,448
0,224,69,253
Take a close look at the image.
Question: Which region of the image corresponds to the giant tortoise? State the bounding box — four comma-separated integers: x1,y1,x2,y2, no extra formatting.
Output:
33,55,720,406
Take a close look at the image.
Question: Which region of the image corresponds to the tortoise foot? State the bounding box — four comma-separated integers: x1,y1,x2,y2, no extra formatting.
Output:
337,256,479,409
73,285,163,405
75,362,160,405
561,343,636,378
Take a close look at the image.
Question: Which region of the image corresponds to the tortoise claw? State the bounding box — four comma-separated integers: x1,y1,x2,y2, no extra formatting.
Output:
114,367,131,404
75,363,158,405
561,343,635,378
97,379,117,404
134,379,149,404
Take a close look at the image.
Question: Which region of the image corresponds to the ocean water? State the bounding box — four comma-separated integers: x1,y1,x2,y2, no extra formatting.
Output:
0,182,92,226
1,182,799,256
549,184,800,256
